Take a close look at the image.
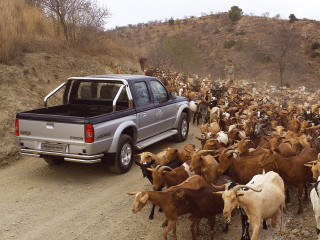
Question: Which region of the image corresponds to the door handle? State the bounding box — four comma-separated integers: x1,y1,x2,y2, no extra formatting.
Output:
141,112,147,117
157,108,161,112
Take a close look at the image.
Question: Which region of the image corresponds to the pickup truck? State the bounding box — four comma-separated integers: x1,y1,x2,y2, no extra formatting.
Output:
15,74,190,173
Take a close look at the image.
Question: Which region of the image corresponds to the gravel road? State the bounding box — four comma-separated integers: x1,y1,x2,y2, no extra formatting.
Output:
0,124,318,240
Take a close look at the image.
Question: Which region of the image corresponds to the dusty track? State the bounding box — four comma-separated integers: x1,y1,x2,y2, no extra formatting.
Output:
0,125,317,240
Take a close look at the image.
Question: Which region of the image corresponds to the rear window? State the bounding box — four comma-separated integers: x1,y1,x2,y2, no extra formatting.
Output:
69,80,128,104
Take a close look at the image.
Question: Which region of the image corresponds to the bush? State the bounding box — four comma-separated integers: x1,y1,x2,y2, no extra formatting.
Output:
289,14,298,23
228,6,243,23
310,51,320,58
168,17,174,26
224,40,236,48
235,30,246,36
214,29,220,34
311,42,320,50
226,27,234,32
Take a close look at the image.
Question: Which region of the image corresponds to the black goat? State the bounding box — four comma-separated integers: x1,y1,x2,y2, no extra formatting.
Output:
135,158,183,219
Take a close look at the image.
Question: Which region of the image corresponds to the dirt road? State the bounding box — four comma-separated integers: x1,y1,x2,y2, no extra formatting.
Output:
0,125,317,240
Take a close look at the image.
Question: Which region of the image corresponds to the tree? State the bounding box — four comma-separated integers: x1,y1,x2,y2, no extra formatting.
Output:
168,17,174,26
266,24,300,86
40,0,109,42
228,6,243,23
289,14,298,23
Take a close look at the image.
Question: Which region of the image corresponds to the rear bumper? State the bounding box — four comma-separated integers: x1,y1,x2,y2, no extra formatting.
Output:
21,148,104,164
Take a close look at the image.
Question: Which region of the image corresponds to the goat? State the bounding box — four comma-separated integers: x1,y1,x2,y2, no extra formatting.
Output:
310,176,320,240
260,148,317,214
173,185,227,240
215,171,285,240
128,176,208,240
189,151,219,184
135,158,182,219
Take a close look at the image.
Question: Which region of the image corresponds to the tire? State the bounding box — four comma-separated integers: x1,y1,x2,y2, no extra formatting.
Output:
173,112,189,142
43,156,64,165
108,134,134,174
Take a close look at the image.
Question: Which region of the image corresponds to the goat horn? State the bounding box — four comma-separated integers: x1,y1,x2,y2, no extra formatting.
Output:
157,166,176,173
307,160,319,164
127,192,137,195
225,150,239,156
147,168,155,172
196,150,218,155
155,165,162,171
304,164,313,167
232,185,262,192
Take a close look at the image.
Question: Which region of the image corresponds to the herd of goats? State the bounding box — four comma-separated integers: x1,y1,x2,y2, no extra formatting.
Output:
127,70,320,240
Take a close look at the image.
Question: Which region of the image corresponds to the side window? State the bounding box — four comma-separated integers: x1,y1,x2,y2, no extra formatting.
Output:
150,81,168,102
133,82,151,107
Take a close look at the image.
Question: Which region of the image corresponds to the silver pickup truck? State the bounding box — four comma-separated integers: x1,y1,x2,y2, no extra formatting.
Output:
15,75,190,173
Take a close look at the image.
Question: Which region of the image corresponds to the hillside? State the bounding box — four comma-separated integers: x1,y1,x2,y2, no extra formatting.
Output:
0,51,142,165
110,13,320,87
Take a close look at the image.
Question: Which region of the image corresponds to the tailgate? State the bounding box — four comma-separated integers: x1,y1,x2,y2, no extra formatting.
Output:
18,119,85,144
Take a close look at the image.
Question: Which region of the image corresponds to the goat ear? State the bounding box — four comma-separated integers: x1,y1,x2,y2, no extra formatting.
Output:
135,154,142,157
134,160,141,166
236,193,244,197
147,168,155,172
150,160,155,165
174,190,185,199
304,164,313,167
127,192,137,195
140,193,149,203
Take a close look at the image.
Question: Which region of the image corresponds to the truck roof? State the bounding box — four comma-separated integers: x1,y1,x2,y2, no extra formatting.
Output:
83,74,157,82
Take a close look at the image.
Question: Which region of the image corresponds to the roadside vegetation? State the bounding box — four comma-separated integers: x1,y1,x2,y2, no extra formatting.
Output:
0,0,133,64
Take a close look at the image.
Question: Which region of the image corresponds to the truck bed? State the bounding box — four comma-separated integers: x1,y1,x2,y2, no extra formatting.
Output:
28,104,124,118
17,103,136,124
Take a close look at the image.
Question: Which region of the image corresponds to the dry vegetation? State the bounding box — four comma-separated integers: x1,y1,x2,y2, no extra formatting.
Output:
111,13,320,87
0,0,134,64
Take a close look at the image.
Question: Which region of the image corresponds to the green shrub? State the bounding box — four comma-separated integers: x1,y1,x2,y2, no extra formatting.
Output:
224,40,236,48
311,42,320,50
235,30,246,36
168,17,174,26
289,14,298,23
310,51,320,58
214,29,220,34
228,6,243,23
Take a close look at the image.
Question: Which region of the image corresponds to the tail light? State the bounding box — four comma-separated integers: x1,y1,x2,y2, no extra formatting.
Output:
85,124,94,143
15,118,19,136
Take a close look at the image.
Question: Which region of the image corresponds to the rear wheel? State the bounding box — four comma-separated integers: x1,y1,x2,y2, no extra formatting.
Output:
173,112,189,142
109,134,134,174
43,156,64,165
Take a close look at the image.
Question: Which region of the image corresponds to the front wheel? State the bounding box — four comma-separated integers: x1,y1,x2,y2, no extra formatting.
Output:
109,134,134,174
173,112,189,142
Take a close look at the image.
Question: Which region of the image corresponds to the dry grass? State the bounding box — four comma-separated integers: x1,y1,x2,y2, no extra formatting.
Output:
0,0,132,64
0,0,59,63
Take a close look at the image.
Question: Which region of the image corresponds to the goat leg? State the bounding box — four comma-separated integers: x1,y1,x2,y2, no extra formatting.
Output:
208,216,216,240
149,204,156,220
239,208,250,240
285,186,290,203
297,183,303,215
189,216,201,240
303,182,308,202
263,219,268,230
162,219,168,227
163,220,176,240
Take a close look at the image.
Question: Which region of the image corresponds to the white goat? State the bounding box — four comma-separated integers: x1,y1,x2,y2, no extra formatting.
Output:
216,171,285,240
311,176,320,239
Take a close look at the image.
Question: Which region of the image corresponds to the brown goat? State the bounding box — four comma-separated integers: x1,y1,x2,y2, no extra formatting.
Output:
260,148,317,214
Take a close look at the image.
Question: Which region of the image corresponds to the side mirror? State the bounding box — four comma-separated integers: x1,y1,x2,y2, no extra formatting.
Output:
170,92,177,100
